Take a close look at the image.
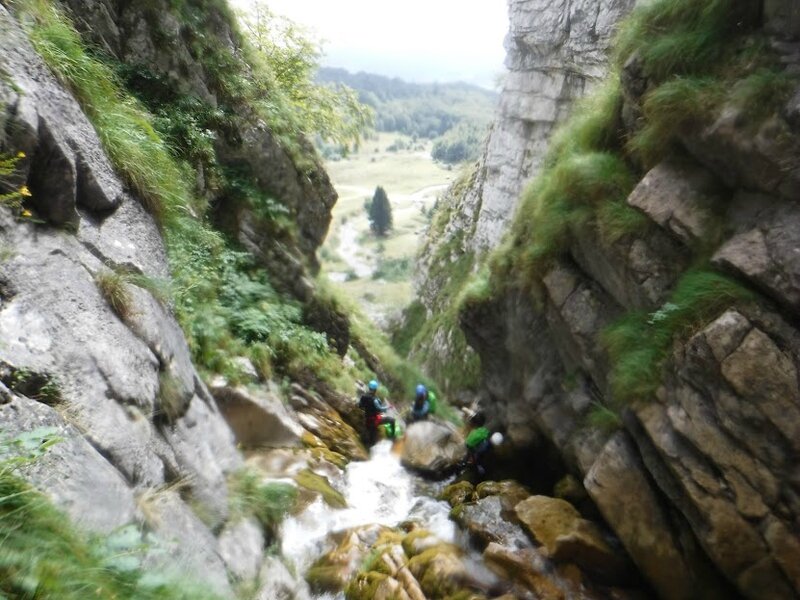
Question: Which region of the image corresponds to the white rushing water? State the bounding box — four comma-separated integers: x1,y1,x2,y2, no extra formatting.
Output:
280,440,456,576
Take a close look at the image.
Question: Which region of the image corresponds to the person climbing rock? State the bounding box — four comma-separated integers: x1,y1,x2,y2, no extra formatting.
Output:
359,379,396,446
408,383,435,422
462,411,502,478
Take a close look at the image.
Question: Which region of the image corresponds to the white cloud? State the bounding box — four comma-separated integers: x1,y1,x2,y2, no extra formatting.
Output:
230,0,508,86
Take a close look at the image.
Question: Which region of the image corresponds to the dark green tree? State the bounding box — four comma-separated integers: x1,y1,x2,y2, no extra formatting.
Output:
368,186,393,236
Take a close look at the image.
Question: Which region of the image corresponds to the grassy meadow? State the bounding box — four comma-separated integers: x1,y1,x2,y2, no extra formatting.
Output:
320,132,458,324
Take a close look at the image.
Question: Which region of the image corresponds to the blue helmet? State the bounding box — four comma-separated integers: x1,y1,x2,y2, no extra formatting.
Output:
368,379,379,391
415,384,427,398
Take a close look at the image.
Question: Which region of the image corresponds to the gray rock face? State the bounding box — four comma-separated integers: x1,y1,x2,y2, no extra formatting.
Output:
585,433,719,600
626,309,800,598
0,8,244,593
56,0,337,279
627,159,725,247
713,198,800,312
765,0,800,39
218,517,265,582
0,395,137,533
468,0,637,251
141,489,232,597
408,0,636,388
256,556,312,600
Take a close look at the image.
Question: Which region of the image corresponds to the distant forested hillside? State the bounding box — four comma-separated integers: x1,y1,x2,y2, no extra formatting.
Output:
317,67,497,163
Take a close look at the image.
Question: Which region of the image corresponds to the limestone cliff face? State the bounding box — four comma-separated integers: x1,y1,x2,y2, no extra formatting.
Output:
405,0,635,393
60,0,337,296
0,6,241,593
0,2,346,596
459,6,800,600
470,0,638,251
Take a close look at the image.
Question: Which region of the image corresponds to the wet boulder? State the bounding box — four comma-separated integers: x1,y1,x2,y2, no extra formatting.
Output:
290,385,368,461
400,421,466,477
476,479,531,512
452,495,533,550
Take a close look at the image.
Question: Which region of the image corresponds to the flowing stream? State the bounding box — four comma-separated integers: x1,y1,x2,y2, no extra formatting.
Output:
280,440,495,599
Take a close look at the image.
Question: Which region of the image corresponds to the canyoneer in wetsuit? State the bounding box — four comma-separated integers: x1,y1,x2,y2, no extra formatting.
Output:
409,383,435,422
464,411,494,477
359,379,396,445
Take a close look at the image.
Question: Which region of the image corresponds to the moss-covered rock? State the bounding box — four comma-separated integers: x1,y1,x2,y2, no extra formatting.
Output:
440,481,476,507
515,496,631,583
401,529,442,558
293,468,346,509
306,524,392,593
475,480,531,513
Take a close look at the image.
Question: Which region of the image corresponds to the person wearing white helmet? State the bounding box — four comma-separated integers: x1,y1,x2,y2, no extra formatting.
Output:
463,411,503,477
358,379,396,445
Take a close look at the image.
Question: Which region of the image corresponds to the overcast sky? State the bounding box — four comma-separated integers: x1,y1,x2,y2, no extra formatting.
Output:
229,0,509,88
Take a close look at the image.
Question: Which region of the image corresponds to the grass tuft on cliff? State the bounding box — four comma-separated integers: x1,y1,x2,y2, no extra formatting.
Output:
16,0,192,225
94,270,134,322
229,469,297,536
603,270,754,405
615,0,760,81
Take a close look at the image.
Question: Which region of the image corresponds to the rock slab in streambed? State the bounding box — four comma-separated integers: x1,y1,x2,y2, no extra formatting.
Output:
452,494,533,550
400,420,466,477
211,383,304,448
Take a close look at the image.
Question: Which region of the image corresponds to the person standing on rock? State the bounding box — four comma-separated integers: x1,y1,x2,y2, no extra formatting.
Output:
463,411,502,477
408,384,435,422
359,379,396,446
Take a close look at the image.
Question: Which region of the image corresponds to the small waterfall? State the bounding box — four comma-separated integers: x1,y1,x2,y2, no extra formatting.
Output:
280,440,457,578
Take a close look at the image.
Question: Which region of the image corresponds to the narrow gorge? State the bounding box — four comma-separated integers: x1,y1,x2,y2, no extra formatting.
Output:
1,0,799,599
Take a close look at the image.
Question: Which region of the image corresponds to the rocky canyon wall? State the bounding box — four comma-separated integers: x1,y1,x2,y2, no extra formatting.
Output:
403,0,636,393
459,1,800,598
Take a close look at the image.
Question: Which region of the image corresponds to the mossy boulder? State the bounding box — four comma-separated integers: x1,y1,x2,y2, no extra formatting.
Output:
306,524,392,593
515,495,631,583
291,387,368,461
475,480,530,513
401,529,442,558
293,468,346,508
346,571,407,600
440,481,476,507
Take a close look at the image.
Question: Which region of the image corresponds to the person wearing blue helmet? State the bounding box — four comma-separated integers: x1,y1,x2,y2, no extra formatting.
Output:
409,383,433,422
358,379,396,445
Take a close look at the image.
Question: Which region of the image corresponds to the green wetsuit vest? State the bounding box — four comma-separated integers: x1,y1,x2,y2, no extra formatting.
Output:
466,426,490,449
